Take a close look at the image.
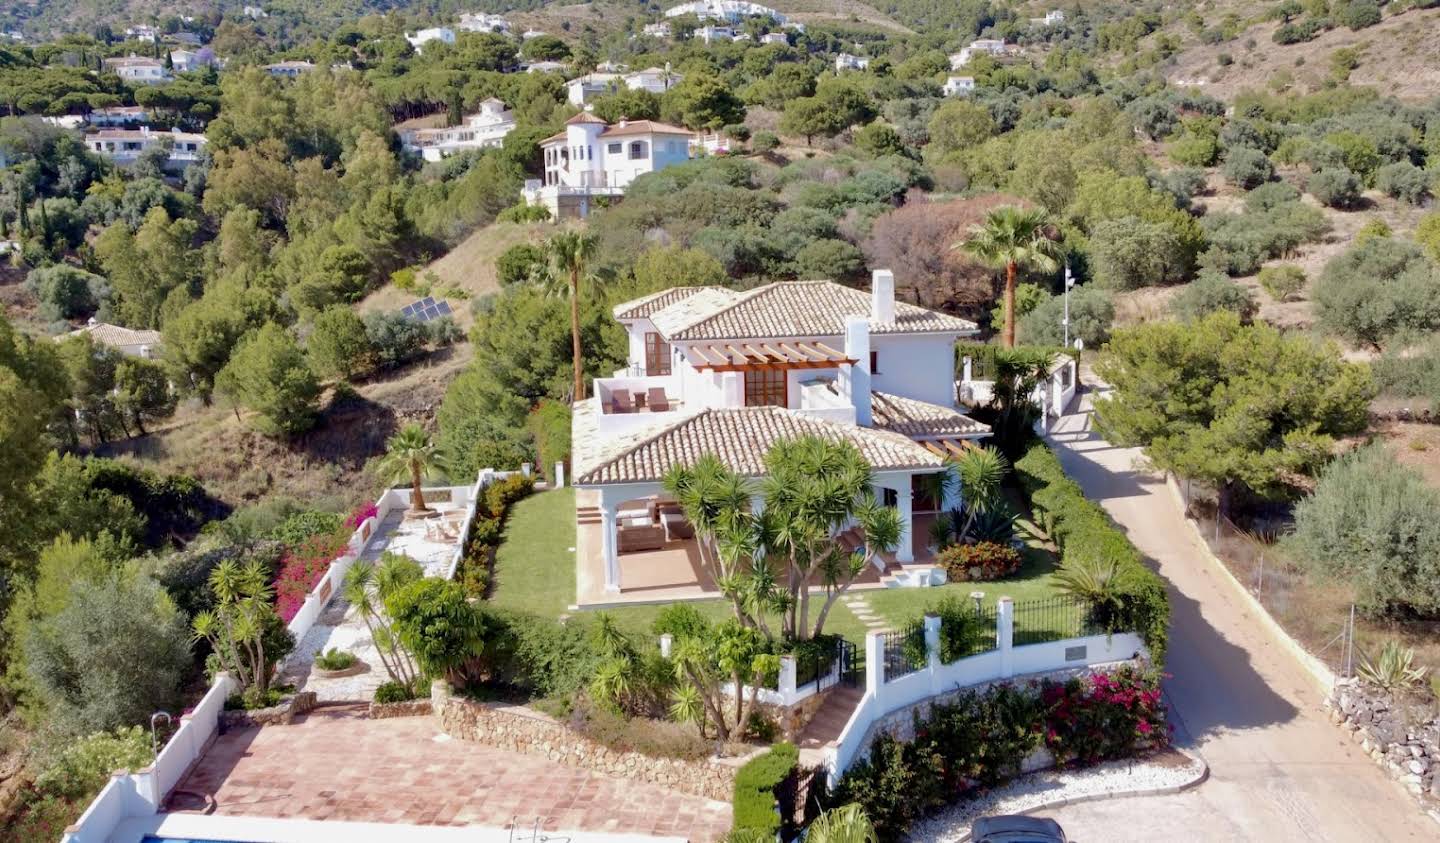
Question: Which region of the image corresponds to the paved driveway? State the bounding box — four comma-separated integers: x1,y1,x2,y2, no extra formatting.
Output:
1040,386,1437,842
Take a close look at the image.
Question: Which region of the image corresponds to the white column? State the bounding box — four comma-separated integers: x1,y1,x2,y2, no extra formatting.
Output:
600,501,620,592
997,596,1015,679
777,655,798,705
896,482,914,563
923,612,942,695
865,629,885,697
554,461,566,488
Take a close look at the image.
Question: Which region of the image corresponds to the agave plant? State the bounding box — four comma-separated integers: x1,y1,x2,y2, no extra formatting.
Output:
964,507,1018,544
1054,557,1122,625
1357,640,1428,691
806,803,879,843
928,516,954,551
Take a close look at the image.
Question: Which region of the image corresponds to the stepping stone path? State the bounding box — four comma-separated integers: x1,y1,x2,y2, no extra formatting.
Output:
842,594,888,630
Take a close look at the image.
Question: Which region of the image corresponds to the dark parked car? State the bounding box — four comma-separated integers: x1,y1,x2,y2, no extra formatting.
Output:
971,815,1068,843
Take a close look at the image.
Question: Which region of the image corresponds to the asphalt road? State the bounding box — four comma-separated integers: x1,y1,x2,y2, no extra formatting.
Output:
1036,386,1438,842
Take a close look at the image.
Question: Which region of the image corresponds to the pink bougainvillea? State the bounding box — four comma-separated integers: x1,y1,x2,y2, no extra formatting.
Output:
273,530,349,623
345,501,379,530
1040,667,1171,764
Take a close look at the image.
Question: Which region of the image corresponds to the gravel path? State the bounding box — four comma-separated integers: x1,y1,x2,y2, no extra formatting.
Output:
908,750,1207,842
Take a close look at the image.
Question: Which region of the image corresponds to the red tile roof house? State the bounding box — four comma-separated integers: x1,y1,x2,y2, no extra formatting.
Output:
571,270,994,606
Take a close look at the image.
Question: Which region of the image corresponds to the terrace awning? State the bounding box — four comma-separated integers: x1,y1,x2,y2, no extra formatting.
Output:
689,341,857,372
920,438,980,459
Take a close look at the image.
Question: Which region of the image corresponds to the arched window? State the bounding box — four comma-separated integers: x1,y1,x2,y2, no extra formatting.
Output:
628,140,647,160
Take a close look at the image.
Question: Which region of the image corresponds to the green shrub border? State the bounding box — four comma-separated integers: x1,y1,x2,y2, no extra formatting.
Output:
732,741,798,835
1014,439,1170,664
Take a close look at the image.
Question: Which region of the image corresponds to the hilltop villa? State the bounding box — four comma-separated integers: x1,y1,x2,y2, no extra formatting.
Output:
102,54,169,84
85,126,207,169
570,270,995,605
524,111,694,219
399,98,516,161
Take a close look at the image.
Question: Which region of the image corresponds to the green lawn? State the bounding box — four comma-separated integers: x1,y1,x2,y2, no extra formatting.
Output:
490,488,1069,648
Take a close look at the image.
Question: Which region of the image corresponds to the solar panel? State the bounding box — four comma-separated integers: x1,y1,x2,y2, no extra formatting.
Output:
397,296,452,323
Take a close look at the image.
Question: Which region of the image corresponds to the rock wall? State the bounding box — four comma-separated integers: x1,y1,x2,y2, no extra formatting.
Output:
433,688,740,802
765,688,834,741
218,690,317,728
1326,679,1440,807
369,698,432,719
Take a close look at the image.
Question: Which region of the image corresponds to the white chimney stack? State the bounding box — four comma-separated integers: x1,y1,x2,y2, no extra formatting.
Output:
843,315,872,427
871,269,895,325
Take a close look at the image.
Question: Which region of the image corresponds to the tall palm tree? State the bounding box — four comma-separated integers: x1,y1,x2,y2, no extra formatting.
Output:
375,424,450,517
956,206,1062,348
547,230,599,400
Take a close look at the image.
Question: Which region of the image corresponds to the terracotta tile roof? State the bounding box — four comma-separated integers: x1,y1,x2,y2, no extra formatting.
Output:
649,280,979,341
64,322,162,349
612,286,729,320
599,120,693,138
565,111,608,125
870,391,990,439
649,288,745,337
574,405,943,485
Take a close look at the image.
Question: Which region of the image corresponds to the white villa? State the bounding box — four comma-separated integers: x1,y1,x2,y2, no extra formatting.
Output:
526,111,694,219
665,0,787,24
760,32,789,45
566,67,681,106
943,75,976,96
124,25,159,42
696,25,736,43
406,26,456,51
263,60,316,77
571,271,992,605
400,98,516,161
103,54,169,84
950,38,1009,68
457,12,511,33
524,60,569,73
85,127,207,168
642,22,673,38
86,105,147,127
835,53,870,71
63,319,162,358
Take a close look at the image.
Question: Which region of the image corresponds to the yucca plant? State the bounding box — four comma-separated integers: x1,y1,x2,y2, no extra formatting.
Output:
669,680,707,737
1357,640,1428,691
928,516,954,551
1054,557,1122,626
806,804,879,843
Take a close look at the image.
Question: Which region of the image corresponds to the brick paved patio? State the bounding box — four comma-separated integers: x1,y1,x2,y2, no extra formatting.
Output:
167,707,731,841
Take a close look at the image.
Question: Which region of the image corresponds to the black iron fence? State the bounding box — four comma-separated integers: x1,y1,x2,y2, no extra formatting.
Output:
882,620,925,683
947,603,1000,660
1011,596,1104,646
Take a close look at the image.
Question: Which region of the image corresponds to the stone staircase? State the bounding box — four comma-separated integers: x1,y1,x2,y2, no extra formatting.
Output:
576,505,602,526
797,685,864,752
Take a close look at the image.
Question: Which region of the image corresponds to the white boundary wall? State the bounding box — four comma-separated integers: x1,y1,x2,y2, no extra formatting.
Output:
826,598,1146,785
62,673,237,843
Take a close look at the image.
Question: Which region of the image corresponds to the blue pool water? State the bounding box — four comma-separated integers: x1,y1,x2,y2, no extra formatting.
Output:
142,837,260,843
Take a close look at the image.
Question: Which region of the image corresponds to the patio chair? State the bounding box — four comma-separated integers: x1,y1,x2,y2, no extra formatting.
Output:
611,389,635,414
647,388,670,412
617,522,665,553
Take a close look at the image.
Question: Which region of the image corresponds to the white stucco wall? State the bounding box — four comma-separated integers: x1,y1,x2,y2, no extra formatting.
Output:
871,333,962,408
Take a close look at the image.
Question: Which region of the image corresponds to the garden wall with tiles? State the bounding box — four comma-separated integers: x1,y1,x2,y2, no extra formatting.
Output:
431,683,741,801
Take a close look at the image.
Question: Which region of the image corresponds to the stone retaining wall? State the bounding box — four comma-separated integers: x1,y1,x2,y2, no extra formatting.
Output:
431,683,741,802
766,686,834,741
218,690,317,729
369,698,432,719
1326,679,1440,807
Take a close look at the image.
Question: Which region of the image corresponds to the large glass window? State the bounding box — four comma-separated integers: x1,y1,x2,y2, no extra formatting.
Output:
744,369,787,407
644,332,671,376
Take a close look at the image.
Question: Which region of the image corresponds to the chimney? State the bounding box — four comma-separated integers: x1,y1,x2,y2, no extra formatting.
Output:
843,315,872,427
618,117,627,128
871,269,895,325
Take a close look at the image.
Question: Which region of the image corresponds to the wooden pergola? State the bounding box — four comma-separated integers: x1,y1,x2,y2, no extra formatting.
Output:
920,439,980,458
689,341,858,372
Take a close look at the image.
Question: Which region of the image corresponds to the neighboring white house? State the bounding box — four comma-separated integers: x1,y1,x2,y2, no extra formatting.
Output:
457,12,510,33
167,49,218,72
63,320,163,358
695,25,736,43
521,29,548,40
571,270,988,600
400,98,516,161
565,67,681,105
406,27,456,52
760,32,789,45
524,60,569,73
1043,10,1066,25
262,60,316,77
596,60,630,73
103,54,169,84
124,25,159,42
950,38,1009,68
242,5,268,19
665,0,787,25
525,111,694,219
943,75,976,96
642,22,673,38
835,52,870,71
85,127,206,168
86,105,147,127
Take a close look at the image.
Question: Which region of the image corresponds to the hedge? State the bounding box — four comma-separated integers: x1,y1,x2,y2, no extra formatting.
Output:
1014,440,1170,664
732,742,798,836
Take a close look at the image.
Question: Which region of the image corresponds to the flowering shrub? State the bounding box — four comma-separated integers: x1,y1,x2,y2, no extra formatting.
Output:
274,530,349,623
831,666,1168,839
938,541,1023,581
1042,666,1170,764
345,501,379,530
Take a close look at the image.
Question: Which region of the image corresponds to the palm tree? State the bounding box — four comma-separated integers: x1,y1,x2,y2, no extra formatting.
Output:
953,445,1010,540
547,230,599,400
956,206,1062,348
375,424,450,517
